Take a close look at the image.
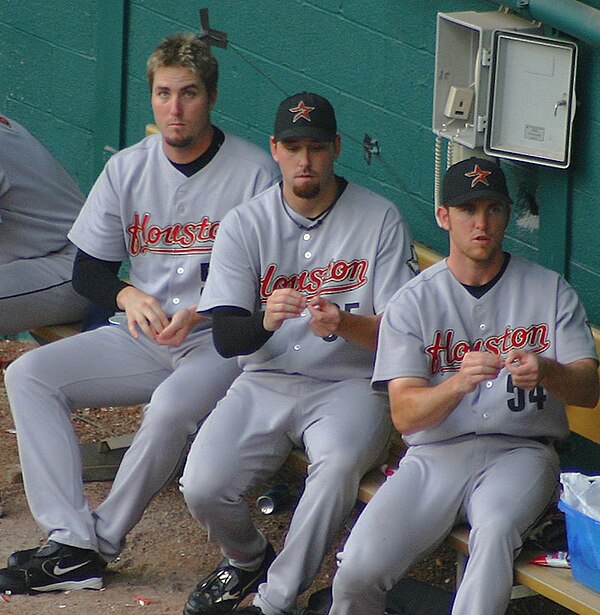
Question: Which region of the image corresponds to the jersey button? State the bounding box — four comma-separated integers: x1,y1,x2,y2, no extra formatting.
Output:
293,344,300,351
177,267,184,275
483,412,490,419
172,298,180,305
485,381,493,388
303,233,311,241
304,251,312,259
479,323,486,331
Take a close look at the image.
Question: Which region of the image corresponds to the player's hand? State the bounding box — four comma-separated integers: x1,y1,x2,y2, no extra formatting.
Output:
155,307,207,347
116,286,171,341
455,351,504,394
263,289,307,332
306,295,340,338
505,349,545,390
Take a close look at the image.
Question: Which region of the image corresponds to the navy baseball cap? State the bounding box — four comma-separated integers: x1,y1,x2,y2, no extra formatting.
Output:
442,157,512,206
273,92,337,142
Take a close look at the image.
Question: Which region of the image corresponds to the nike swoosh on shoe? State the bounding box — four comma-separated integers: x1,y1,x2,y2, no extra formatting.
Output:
51,561,92,576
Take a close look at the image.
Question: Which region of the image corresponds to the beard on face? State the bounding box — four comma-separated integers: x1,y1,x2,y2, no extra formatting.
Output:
292,179,321,200
164,132,195,149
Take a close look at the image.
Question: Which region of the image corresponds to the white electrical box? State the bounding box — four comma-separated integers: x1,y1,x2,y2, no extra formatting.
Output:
433,11,542,149
484,31,577,168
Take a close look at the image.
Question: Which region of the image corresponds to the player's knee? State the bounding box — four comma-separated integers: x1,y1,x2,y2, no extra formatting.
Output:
332,554,386,601
179,464,232,515
141,403,197,440
311,449,364,488
470,517,522,553
4,349,43,391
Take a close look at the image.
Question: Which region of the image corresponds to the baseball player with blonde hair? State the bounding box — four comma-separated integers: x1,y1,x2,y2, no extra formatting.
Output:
329,157,600,615
0,32,278,594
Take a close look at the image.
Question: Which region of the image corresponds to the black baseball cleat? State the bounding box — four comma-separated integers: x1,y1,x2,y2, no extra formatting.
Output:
183,542,276,615
7,546,41,568
235,607,292,614
0,540,104,593
7,545,109,570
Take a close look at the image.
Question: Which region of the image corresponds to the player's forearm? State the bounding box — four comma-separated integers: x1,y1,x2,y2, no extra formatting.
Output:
211,306,274,358
72,249,127,311
539,357,599,407
335,311,381,350
389,376,465,435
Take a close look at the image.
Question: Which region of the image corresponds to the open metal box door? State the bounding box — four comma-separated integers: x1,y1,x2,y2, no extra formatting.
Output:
484,31,577,168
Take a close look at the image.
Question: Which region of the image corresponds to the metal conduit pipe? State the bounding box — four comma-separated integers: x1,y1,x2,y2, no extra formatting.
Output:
494,0,600,46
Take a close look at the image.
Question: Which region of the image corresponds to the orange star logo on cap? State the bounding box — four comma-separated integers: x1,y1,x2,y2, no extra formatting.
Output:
289,101,315,123
464,164,491,188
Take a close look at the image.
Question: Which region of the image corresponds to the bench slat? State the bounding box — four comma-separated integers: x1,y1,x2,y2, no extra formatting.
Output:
515,560,600,615
29,323,81,344
448,527,600,614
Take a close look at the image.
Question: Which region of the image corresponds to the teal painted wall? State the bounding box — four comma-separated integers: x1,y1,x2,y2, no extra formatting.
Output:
0,0,96,191
2,0,600,327
0,0,600,325
1,1,599,463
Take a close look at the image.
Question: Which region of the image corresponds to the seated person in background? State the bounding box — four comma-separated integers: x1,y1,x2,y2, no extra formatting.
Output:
0,115,92,335
180,91,418,615
328,157,600,615
0,32,279,594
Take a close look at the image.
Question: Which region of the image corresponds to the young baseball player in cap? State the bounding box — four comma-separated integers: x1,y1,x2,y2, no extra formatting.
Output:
179,92,418,615
328,157,600,615
0,32,279,594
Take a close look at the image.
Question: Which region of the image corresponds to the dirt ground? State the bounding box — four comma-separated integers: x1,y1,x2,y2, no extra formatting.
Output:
0,339,576,614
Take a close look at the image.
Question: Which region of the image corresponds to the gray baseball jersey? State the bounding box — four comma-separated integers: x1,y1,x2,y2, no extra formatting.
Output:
374,255,598,444
5,130,279,562
70,132,278,320
199,180,418,379
0,115,89,333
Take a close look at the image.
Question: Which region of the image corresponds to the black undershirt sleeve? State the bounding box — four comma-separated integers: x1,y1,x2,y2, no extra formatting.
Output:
72,249,129,311
211,306,274,358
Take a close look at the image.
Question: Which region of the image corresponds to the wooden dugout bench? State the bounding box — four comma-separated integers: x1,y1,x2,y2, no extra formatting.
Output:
28,243,600,612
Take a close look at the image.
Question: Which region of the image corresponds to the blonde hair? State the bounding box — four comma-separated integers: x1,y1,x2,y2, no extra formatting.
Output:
147,32,218,96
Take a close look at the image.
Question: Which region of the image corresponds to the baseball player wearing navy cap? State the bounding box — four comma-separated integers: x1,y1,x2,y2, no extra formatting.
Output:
179,92,418,615
329,157,600,615
0,33,279,595
0,115,91,334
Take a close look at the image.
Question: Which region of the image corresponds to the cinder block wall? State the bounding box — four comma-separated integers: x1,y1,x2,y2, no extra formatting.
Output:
2,0,600,323
2,0,600,465
0,1,96,190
